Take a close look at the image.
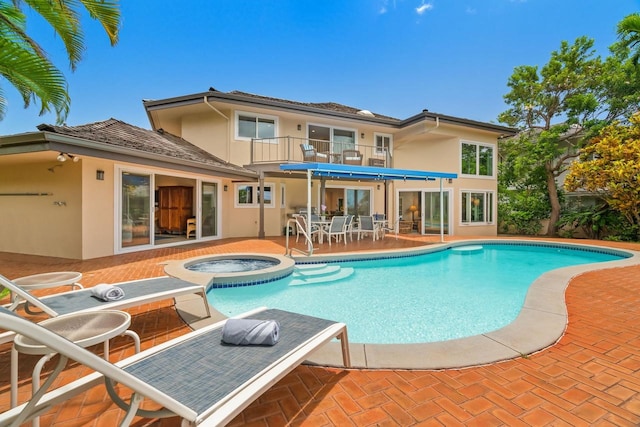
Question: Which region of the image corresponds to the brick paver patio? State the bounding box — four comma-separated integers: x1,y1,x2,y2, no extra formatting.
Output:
1,236,639,426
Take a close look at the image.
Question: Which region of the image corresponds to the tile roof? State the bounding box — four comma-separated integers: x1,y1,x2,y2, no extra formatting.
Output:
37,118,253,175
225,89,400,121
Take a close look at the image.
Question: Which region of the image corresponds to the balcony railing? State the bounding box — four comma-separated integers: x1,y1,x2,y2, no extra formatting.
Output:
251,136,390,167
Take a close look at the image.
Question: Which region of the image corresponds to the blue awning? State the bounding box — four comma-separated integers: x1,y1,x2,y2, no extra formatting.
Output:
279,163,457,181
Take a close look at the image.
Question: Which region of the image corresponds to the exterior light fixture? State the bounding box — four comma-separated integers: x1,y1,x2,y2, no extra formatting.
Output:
297,124,302,131
57,152,80,162
96,170,105,180
223,185,228,191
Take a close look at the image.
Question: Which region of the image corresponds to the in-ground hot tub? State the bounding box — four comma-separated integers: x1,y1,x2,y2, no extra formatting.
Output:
163,253,295,287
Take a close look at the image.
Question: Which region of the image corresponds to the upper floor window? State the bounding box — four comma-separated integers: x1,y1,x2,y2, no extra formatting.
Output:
235,111,277,140
235,183,274,207
374,133,392,155
461,141,494,177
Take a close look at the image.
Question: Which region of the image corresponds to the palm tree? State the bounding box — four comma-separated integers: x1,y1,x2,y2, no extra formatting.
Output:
0,0,120,123
618,13,640,64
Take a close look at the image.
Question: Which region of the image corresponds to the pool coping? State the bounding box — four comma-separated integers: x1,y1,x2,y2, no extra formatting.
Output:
163,253,295,287
173,239,640,370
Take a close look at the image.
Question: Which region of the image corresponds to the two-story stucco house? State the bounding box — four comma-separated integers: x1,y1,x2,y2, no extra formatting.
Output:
0,87,515,259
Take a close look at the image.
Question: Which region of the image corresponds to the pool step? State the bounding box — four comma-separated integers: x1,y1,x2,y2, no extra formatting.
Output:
290,266,354,286
293,264,340,277
293,263,328,272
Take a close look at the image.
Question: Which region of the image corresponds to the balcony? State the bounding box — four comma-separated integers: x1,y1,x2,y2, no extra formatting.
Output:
251,136,390,167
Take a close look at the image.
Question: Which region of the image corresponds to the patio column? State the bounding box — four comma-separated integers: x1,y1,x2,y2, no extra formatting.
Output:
306,170,313,251
320,177,326,215
258,171,265,239
439,178,444,243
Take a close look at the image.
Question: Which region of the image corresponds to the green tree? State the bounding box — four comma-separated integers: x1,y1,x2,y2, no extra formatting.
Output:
564,114,640,235
498,36,640,236
617,13,640,65
0,0,120,123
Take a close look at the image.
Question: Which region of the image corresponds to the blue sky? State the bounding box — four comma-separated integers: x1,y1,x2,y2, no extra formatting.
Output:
2,0,639,135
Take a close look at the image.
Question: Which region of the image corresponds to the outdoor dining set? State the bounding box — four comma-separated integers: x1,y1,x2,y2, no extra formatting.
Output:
293,213,395,245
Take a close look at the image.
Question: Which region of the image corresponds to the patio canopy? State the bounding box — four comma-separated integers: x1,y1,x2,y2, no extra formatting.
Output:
279,163,457,181
277,163,456,250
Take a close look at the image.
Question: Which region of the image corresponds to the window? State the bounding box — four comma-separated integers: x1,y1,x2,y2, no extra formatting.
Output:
235,183,274,207
461,191,494,224
375,133,392,155
235,111,277,140
461,141,494,177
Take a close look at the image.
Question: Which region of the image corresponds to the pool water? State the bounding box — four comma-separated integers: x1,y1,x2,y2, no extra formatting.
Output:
206,244,623,344
188,258,278,273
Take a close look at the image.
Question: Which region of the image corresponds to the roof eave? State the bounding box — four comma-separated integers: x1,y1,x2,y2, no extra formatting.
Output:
0,131,258,180
144,91,400,126
144,91,518,135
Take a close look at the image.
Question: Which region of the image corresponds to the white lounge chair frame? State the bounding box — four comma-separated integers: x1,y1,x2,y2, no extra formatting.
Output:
0,274,211,344
0,306,351,426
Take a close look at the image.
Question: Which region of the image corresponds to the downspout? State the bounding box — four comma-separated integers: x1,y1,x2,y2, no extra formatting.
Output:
203,96,231,163
424,115,440,134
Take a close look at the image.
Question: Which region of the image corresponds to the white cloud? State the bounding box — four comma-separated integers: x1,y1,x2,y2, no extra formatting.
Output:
416,2,433,15
378,0,396,15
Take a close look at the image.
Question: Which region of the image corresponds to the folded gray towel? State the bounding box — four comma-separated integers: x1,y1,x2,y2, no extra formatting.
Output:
91,284,125,301
221,318,280,346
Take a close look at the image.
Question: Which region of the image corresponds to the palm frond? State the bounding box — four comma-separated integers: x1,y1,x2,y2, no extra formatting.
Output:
0,37,70,122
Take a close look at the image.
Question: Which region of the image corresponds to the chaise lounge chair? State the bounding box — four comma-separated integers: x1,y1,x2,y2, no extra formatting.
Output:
0,306,350,426
0,274,211,344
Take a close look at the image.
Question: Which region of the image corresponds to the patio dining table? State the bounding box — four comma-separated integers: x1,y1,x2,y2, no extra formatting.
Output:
311,220,331,243
373,219,387,240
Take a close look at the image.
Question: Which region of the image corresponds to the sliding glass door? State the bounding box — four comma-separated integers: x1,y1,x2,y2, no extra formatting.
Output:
346,188,371,216
121,172,151,247
423,189,450,234
201,182,218,237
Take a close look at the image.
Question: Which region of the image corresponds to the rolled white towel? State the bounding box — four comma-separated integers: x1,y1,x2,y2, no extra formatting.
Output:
221,318,280,346
91,284,125,301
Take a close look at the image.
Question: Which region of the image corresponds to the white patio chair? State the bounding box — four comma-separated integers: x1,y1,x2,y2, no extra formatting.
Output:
357,215,378,241
321,216,348,246
344,215,355,242
294,215,320,243
380,217,400,240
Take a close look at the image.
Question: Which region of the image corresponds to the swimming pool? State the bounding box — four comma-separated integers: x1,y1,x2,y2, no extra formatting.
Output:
207,243,626,344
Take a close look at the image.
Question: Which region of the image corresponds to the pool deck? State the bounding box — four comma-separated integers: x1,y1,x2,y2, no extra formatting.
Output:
1,235,640,425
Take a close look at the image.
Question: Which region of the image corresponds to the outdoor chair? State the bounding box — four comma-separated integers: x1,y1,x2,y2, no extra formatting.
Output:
344,215,355,242
357,215,378,241
321,216,348,246
341,150,363,166
0,274,211,345
294,215,320,243
300,144,328,163
0,306,351,427
379,217,400,240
